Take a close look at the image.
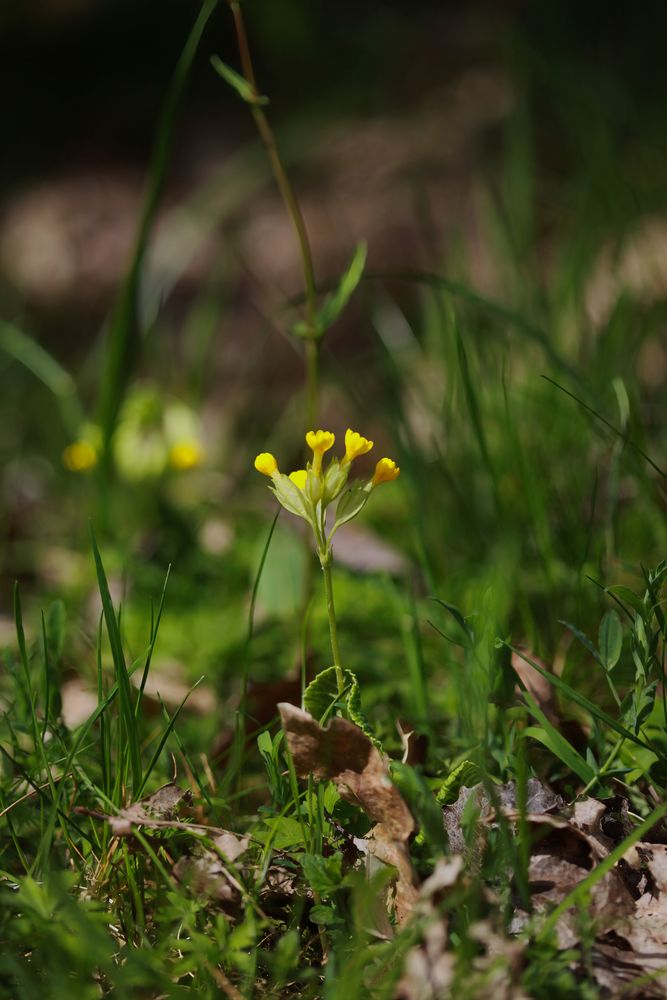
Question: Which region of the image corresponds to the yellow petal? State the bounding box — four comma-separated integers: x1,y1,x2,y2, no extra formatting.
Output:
371,457,400,486
305,429,335,454
289,469,308,490
254,452,279,476
342,428,373,465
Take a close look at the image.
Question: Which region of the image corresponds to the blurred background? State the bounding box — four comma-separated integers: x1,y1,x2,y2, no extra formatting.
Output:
2,0,667,752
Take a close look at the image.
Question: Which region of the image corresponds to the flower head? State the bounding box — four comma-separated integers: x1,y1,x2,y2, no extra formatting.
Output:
63,440,98,472
306,429,335,455
289,469,307,490
372,457,400,486
255,452,279,476
342,428,373,465
306,429,335,475
169,439,204,471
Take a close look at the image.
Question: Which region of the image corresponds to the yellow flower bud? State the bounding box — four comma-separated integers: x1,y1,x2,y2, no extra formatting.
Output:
63,440,98,472
254,452,279,476
169,439,204,470
342,428,373,465
289,469,307,490
372,457,400,486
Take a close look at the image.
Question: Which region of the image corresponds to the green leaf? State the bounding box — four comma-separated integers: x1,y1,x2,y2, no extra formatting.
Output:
316,243,367,333
622,681,658,734
436,760,481,806
430,597,474,642
345,672,379,747
331,482,370,535
523,691,596,785
598,609,623,671
301,852,343,895
303,666,380,746
607,585,646,616
270,474,313,522
210,55,267,105
0,321,82,434
391,762,447,855
90,524,142,792
303,666,343,722
506,643,660,757
559,619,603,666
309,904,342,927
258,816,305,850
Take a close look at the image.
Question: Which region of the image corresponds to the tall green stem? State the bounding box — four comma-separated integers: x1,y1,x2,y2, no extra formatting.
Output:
320,554,344,696
228,0,319,428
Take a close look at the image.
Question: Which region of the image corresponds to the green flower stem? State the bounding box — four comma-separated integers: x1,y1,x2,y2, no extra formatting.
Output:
228,0,319,429
320,551,344,697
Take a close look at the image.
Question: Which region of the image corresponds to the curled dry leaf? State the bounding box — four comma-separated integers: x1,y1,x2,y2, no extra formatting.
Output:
173,831,249,907
278,702,419,922
442,778,563,858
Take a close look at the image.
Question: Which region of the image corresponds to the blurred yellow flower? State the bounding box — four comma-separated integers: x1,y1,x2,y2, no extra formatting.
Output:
289,469,308,490
62,440,98,472
255,452,279,476
169,440,205,471
342,428,373,465
372,457,400,485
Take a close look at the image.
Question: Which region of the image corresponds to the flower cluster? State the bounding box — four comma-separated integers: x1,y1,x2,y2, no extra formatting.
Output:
62,386,206,478
255,428,399,558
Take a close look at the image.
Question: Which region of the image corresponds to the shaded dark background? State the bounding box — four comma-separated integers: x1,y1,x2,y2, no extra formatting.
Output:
3,0,667,346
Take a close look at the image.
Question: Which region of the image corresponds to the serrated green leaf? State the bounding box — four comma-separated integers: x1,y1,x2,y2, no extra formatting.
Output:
303,666,342,721
346,672,380,747
317,243,367,333
258,816,304,850
303,666,380,746
435,760,482,805
598,609,623,671
301,852,343,895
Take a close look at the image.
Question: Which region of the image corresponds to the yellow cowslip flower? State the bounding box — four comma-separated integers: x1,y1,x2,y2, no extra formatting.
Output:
63,440,98,472
372,457,400,486
255,452,279,476
169,439,204,471
289,469,307,490
342,428,373,465
306,429,335,475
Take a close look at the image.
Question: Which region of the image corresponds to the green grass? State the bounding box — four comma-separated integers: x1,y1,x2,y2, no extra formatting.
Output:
3,2,667,997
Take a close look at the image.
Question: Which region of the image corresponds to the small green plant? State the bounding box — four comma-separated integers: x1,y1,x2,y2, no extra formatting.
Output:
255,427,399,698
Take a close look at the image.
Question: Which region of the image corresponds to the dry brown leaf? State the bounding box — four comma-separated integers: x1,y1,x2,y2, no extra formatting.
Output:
76,783,195,837
278,702,419,922
173,832,249,906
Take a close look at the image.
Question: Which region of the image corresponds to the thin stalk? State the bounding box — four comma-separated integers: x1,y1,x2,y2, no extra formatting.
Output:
228,0,320,428
321,555,344,696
